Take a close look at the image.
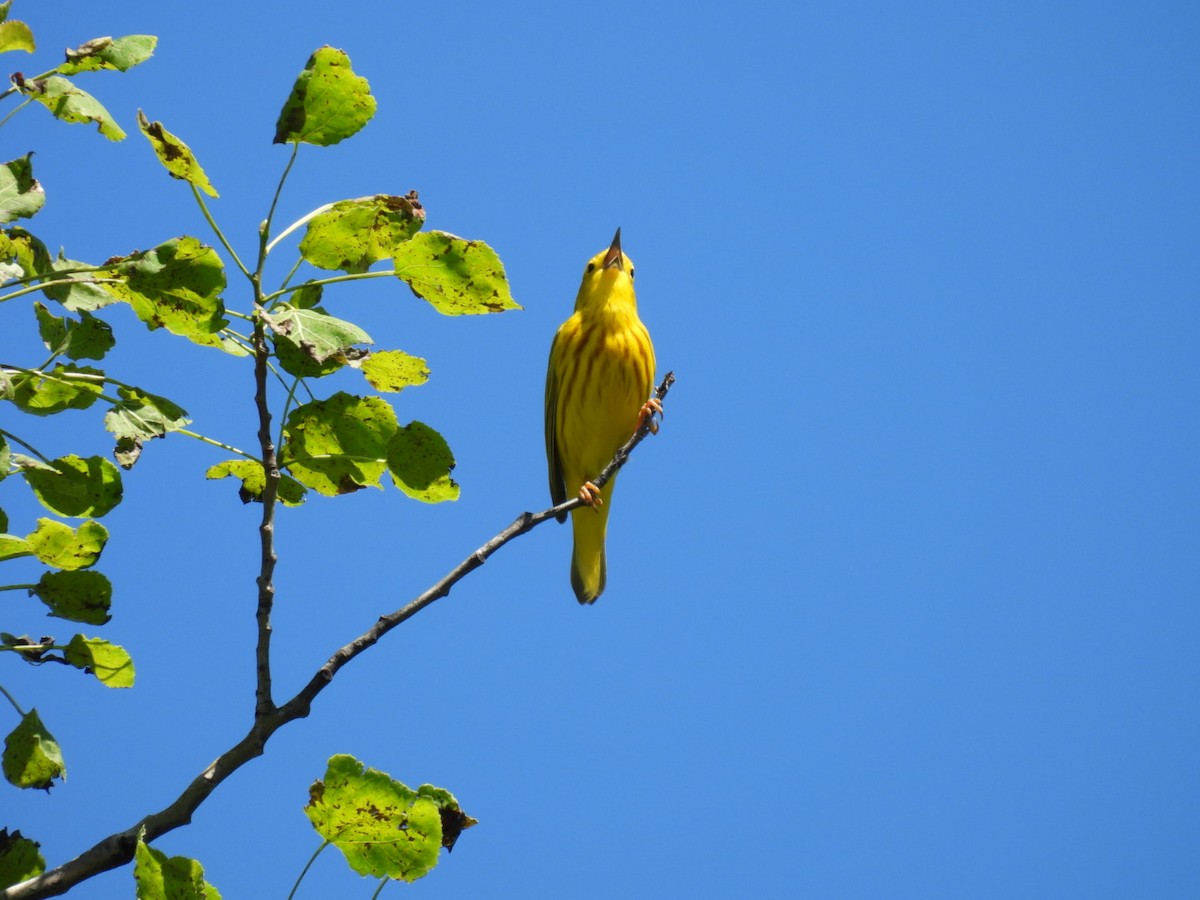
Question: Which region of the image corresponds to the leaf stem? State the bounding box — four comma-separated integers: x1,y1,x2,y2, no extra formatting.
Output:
285,840,328,900
0,429,52,464
0,683,26,717
261,270,392,305
191,185,251,279
264,200,332,257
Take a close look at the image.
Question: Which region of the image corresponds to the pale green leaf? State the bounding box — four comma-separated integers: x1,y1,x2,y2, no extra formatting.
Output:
104,386,190,444
0,828,46,890
32,570,112,625
39,251,116,311
18,454,122,517
352,349,429,393
136,111,218,197
2,710,64,790
0,533,30,562
58,35,156,74
205,459,307,506
274,46,375,146
386,421,459,503
298,193,424,273
0,154,43,223
133,840,222,900
64,635,134,687
392,231,520,315
305,754,443,882
26,517,107,570
266,305,371,365
20,75,125,140
8,364,104,415
0,20,34,55
282,392,397,495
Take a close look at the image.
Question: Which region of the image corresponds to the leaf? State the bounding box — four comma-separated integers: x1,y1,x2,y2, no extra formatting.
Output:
18,454,122,517
386,421,459,503
0,533,30,562
137,111,218,197
274,46,375,146
64,635,134,687
58,35,156,74
282,392,398,496
0,154,43,223
0,20,34,55
2,710,64,790
19,75,125,141
299,193,424,273
0,829,45,890
133,840,222,900
102,237,228,345
31,571,112,625
392,231,520,315
205,459,307,506
104,386,190,445
305,754,444,883
8,363,104,415
353,349,429,393
39,251,116,311
33,303,115,360
26,517,107,569
266,304,369,379
416,785,478,851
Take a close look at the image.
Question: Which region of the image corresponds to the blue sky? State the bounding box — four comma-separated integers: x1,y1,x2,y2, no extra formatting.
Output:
3,1,1197,897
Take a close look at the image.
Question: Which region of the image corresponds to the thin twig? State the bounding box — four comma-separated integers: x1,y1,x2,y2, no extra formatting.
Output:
0,374,675,900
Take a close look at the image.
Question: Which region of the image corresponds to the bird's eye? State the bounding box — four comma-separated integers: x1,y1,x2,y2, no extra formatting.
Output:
586,262,595,273
630,268,635,279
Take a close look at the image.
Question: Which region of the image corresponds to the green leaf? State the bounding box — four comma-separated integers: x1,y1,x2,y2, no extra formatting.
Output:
205,459,307,506
104,386,190,444
18,454,122,517
33,303,115,360
305,754,444,882
282,392,397,496
8,363,104,415
352,349,429,393
274,46,375,146
31,571,112,625
19,75,125,140
0,154,43,223
102,237,228,345
0,20,34,55
298,193,424,273
2,710,64,790
64,634,134,687
386,421,459,503
291,281,323,309
0,828,45,890
392,231,520,315
26,517,107,569
39,251,116,311
265,305,371,373
58,35,157,74
136,111,218,197
0,533,31,562
133,840,222,900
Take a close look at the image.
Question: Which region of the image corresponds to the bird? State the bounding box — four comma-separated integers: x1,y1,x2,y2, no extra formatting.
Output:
545,228,660,604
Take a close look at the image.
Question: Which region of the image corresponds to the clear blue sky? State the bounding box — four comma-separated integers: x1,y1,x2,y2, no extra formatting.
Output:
4,1,1197,897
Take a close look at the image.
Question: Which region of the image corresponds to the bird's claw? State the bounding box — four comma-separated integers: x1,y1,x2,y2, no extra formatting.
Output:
578,481,603,508
637,397,664,434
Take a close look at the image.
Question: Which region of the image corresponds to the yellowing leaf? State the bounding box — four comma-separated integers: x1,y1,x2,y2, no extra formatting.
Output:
274,47,375,146
392,231,520,315
298,193,424,273
137,111,218,197
387,421,459,503
64,635,134,687
282,392,398,496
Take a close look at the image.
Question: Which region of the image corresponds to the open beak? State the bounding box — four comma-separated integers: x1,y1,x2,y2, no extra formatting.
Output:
602,227,624,271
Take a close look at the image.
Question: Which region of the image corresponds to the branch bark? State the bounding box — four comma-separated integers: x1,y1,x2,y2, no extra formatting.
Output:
1,372,675,900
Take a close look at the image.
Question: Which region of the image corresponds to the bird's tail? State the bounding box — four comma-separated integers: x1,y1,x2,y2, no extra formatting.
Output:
569,498,611,604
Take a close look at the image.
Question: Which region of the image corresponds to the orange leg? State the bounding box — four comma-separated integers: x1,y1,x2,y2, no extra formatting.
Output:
578,481,603,508
637,398,664,434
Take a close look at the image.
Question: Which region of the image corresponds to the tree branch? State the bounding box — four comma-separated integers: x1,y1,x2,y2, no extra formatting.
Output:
1,372,675,900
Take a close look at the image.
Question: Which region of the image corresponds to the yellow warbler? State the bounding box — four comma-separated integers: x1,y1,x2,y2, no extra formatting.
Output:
545,228,659,604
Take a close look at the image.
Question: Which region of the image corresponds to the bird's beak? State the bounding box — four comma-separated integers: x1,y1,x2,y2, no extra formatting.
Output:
603,227,624,271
